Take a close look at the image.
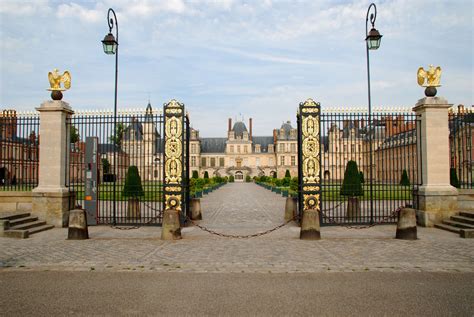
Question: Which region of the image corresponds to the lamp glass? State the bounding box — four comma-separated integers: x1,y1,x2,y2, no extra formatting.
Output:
367,37,381,50
102,41,117,55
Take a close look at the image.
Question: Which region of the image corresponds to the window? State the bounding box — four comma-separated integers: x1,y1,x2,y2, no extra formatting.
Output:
201,157,206,167
219,157,224,167
191,144,196,154
279,144,284,152
351,145,355,152
191,156,196,167
291,143,296,152
280,156,285,166
255,145,260,153
237,145,241,153
230,145,234,153
154,170,158,178
291,156,296,166
210,158,216,167
244,146,248,153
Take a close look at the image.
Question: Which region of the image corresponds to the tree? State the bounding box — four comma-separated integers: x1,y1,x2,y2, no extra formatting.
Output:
204,171,209,179
400,169,410,186
122,166,144,218
290,177,298,192
450,168,460,188
70,125,80,143
122,166,144,198
192,170,199,179
359,171,365,184
102,158,111,174
341,161,363,197
245,175,251,182
109,122,125,146
285,170,291,178
272,172,277,178
229,175,235,182
340,161,363,219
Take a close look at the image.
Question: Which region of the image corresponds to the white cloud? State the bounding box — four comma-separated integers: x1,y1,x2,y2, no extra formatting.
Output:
0,0,51,16
56,3,102,23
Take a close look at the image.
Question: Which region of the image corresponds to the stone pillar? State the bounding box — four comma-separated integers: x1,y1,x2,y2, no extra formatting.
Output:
32,100,74,227
413,97,458,226
284,197,297,221
395,208,417,240
300,209,321,240
161,209,182,240
190,198,202,220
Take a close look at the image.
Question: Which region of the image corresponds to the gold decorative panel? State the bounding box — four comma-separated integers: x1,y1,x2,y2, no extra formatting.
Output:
164,99,184,211
299,98,321,212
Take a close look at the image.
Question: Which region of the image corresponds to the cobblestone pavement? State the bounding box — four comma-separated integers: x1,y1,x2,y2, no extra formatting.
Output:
1,183,473,273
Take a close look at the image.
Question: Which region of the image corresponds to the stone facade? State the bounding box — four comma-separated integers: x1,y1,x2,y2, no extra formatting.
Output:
190,118,298,180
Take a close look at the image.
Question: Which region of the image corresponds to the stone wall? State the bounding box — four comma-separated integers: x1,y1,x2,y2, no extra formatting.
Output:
0,191,32,214
458,189,474,211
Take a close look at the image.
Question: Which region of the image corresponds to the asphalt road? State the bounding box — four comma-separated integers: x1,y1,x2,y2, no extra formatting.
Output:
1,271,473,316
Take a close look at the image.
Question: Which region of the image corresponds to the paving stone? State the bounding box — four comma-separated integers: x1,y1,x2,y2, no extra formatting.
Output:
1,183,473,273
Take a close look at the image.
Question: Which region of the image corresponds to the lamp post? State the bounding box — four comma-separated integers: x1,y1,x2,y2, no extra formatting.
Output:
365,3,382,224
102,8,119,225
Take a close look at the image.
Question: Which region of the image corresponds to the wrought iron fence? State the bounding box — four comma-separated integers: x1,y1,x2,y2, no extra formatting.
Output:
317,109,421,225
0,110,39,191
449,105,473,189
66,109,165,225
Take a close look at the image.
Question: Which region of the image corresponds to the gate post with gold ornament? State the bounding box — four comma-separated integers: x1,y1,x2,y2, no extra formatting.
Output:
297,98,322,240
162,99,185,240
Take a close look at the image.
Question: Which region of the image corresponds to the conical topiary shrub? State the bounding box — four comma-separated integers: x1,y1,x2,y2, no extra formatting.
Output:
450,168,460,188
285,169,291,178
192,170,199,179
122,166,144,219
340,160,363,219
204,171,209,179
400,169,410,186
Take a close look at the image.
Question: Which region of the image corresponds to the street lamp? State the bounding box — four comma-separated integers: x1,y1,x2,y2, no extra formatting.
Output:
102,8,119,225
365,3,382,224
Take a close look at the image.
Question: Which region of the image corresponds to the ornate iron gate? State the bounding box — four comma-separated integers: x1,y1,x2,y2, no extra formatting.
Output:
67,101,191,226
297,99,421,225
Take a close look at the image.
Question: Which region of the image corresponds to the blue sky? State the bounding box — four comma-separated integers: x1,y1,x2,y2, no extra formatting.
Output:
0,0,472,136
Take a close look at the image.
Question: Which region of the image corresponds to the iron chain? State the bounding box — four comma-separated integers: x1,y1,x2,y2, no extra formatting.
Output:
319,206,402,229
186,215,297,239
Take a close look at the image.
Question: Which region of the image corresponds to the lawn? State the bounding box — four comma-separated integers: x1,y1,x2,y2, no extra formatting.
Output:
71,181,164,202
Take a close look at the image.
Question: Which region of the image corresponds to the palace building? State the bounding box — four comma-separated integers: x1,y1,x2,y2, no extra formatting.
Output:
190,117,298,180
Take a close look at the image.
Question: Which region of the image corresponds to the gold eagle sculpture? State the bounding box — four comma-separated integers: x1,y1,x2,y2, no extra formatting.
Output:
417,65,441,87
47,68,71,91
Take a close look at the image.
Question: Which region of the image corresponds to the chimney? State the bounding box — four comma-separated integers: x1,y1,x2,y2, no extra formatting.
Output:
249,118,253,141
228,118,232,132
273,129,278,144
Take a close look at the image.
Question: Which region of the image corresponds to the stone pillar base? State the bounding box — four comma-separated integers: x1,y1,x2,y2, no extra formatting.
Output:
416,185,458,227
68,209,89,240
190,198,202,220
396,208,417,240
32,189,71,228
284,197,297,221
300,209,321,240
161,209,182,240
